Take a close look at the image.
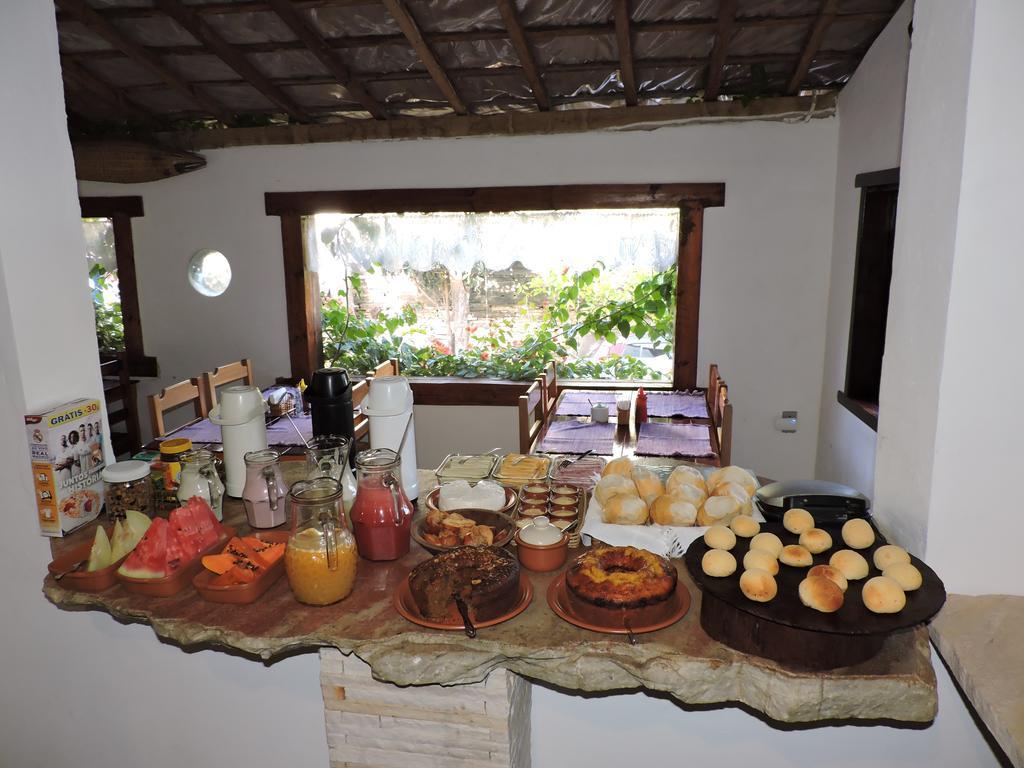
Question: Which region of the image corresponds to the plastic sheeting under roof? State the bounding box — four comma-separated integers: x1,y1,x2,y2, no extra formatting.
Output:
56,0,900,130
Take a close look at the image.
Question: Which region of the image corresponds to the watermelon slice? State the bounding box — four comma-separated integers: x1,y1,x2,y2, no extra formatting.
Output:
118,518,169,579
186,496,220,549
162,525,190,573
169,507,204,560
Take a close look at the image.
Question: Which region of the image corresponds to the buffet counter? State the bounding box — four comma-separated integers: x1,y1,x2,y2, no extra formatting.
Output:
44,468,938,727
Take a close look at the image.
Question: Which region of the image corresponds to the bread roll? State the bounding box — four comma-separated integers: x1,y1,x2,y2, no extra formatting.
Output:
799,528,833,555
829,549,869,580
712,481,753,515
601,456,635,478
841,518,875,550
783,508,815,535
798,575,845,613
649,495,697,526
708,465,757,496
808,564,848,593
729,515,760,538
740,568,777,603
704,524,736,551
743,548,779,575
862,576,906,614
779,544,813,568
666,465,707,495
883,562,923,591
750,532,783,558
601,494,648,525
873,544,911,571
701,549,737,577
594,475,638,506
669,482,707,508
697,495,742,527
631,467,665,502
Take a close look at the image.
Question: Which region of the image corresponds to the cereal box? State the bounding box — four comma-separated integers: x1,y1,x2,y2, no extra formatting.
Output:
25,398,106,537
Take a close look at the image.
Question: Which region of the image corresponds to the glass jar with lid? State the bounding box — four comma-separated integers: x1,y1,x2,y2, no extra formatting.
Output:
176,449,225,520
101,460,154,521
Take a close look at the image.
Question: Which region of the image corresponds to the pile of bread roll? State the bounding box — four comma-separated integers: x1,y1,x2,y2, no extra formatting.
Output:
596,457,759,528
700,508,924,615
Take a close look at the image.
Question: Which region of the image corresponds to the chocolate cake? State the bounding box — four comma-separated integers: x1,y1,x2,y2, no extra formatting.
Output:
409,546,520,623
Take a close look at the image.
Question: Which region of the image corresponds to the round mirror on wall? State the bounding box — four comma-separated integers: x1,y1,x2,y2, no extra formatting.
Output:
187,249,232,297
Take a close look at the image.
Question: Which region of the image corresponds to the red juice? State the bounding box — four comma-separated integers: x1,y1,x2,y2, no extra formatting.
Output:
350,482,413,561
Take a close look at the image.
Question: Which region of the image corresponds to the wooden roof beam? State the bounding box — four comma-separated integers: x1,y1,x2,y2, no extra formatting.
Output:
379,0,468,115
265,0,387,119
153,0,313,122
54,0,235,125
787,0,839,95
60,56,156,125
613,0,638,106
704,0,737,101
496,0,550,111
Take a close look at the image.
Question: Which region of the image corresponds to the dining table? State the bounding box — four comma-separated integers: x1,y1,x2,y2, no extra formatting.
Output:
537,387,722,467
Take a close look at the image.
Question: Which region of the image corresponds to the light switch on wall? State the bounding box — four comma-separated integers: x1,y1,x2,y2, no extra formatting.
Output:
775,410,798,433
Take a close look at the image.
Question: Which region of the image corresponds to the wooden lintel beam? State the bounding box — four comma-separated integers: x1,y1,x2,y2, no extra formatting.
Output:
60,56,156,124
265,0,387,119
54,0,234,125
704,0,737,101
380,0,468,115
613,0,638,106
787,0,840,94
496,0,550,111
153,0,313,122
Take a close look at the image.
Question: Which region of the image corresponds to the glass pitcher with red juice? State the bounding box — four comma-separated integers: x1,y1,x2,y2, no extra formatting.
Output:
350,448,414,560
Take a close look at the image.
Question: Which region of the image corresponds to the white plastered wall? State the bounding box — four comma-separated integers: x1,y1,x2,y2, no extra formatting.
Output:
80,115,840,483
814,1,912,496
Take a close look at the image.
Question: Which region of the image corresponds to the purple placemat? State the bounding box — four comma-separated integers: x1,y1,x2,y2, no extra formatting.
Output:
646,390,710,419
537,421,616,455
555,391,620,417
167,414,313,448
634,422,715,458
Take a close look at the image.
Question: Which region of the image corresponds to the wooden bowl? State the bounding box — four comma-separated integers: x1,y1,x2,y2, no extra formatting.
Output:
411,508,515,554
424,484,518,517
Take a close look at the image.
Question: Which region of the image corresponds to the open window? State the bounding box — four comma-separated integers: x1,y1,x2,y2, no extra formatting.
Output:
80,196,156,377
838,169,899,430
267,184,724,392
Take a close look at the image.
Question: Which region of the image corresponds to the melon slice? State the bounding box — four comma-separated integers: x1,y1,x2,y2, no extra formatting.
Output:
118,518,168,579
109,520,128,562
86,526,112,572
110,510,152,562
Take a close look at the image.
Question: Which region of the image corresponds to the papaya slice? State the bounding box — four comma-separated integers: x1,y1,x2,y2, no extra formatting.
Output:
231,537,270,571
202,553,236,575
227,564,257,584
259,543,285,565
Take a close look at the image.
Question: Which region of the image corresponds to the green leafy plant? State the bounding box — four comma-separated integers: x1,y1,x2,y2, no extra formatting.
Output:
321,264,677,381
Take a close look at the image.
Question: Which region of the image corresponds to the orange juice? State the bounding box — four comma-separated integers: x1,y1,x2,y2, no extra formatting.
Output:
285,527,358,605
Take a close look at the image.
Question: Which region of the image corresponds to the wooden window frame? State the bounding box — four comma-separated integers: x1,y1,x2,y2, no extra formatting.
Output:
80,195,158,377
837,168,899,432
265,183,725,391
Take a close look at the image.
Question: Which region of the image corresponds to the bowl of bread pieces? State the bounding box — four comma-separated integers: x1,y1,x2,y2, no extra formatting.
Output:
594,457,758,528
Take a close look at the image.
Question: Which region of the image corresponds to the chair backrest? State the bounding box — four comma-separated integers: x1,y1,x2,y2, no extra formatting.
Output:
202,358,255,408
369,358,400,378
707,363,721,422
148,377,208,438
518,380,544,453
352,379,370,444
712,382,731,466
540,360,558,417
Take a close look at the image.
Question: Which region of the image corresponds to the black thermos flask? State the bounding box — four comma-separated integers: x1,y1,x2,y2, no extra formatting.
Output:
306,368,355,445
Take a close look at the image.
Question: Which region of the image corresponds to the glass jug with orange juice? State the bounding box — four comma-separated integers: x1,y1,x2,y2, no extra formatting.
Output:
284,477,358,606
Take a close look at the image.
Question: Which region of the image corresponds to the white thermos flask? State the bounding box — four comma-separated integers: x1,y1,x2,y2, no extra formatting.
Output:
361,376,419,501
208,385,269,497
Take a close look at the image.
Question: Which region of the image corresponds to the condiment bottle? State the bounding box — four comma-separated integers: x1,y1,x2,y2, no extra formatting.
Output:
284,478,358,606
349,448,414,561
241,449,288,528
635,387,649,427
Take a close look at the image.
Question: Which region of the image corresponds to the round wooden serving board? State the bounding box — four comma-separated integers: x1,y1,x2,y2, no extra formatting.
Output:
684,520,946,669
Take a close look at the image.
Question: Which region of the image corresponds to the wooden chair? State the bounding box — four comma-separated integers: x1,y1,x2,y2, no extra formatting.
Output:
706,363,722,422
368,358,400,378
202,358,255,408
351,379,371,448
712,382,732,466
148,377,209,438
518,380,544,453
100,354,141,458
538,360,558,419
